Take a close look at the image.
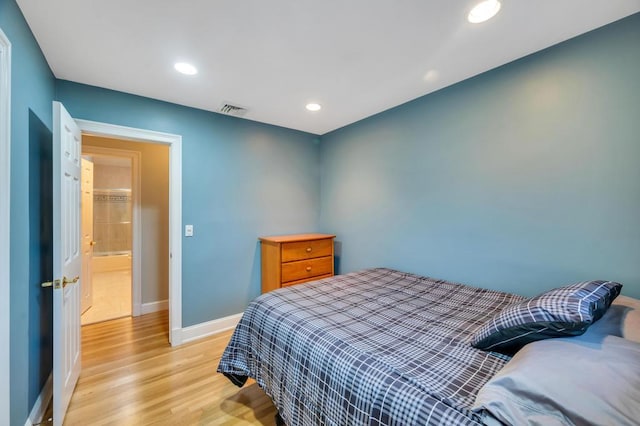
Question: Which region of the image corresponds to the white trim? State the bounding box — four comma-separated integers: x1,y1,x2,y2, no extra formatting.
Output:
76,119,183,346
0,27,11,426
181,313,243,344
82,146,142,316
168,133,183,346
79,120,179,145
25,373,53,426
141,299,168,315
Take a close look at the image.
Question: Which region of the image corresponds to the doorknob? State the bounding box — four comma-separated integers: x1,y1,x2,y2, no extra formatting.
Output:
42,279,61,289
90,241,97,246
62,275,80,288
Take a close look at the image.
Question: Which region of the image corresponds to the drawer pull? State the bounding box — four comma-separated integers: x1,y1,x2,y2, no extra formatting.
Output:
306,266,312,272
306,247,312,253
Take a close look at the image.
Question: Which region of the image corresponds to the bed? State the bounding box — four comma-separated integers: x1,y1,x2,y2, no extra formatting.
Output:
217,268,640,425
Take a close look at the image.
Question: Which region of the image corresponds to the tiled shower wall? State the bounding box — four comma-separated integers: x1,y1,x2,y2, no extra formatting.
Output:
93,163,132,255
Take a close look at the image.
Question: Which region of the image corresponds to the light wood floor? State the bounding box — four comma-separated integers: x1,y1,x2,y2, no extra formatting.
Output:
58,310,277,425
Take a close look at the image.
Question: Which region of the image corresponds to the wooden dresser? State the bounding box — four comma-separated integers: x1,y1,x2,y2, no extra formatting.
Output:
259,233,336,293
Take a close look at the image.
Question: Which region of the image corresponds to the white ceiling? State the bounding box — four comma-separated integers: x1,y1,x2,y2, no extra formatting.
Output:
17,1,640,135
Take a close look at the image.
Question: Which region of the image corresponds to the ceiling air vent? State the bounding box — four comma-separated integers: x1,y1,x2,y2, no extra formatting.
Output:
219,102,248,117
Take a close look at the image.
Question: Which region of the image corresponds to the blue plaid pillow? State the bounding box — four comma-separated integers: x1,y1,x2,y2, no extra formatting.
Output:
471,280,622,354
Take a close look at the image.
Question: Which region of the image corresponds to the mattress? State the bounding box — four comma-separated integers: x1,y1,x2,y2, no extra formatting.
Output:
218,268,525,425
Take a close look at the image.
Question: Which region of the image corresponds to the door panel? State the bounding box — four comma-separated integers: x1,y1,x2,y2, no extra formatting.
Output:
53,101,82,426
81,158,94,314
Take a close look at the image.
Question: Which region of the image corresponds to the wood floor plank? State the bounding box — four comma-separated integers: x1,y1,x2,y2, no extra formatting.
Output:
61,311,277,425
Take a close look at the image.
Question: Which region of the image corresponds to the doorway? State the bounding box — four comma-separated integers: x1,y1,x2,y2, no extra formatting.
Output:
76,120,183,345
80,152,135,325
81,135,171,328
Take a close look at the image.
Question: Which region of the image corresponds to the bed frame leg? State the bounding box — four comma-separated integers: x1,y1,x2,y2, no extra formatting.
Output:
275,412,286,426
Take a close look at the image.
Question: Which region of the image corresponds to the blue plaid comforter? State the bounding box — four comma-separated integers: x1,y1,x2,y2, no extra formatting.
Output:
217,268,524,425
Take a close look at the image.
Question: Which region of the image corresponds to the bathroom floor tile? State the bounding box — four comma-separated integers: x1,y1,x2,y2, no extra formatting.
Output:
81,269,132,325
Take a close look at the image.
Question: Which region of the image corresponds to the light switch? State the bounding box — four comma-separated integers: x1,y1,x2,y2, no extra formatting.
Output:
185,224,194,237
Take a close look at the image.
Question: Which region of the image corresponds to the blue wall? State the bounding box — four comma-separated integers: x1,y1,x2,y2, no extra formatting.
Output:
56,81,321,326
27,110,53,420
0,0,56,424
5,1,640,423
320,13,640,299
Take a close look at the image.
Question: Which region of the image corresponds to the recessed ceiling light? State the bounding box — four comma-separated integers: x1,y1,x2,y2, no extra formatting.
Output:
468,0,501,24
306,103,322,112
174,62,198,75
423,70,439,82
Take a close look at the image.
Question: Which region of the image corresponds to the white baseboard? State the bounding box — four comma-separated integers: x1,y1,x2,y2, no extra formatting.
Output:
141,300,168,315
170,327,183,347
181,312,243,344
25,373,52,426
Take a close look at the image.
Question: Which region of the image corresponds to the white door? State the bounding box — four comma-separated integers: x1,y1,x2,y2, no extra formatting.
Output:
81,158,94,314
52,101,82,426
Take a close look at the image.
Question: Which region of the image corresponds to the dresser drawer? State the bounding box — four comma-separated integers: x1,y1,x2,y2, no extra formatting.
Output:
281,273,333,288
281,238,333,262
260,233,336,293
281,256,333,283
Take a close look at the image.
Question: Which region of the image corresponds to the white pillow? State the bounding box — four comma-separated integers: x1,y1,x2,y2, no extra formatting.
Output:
592,295,640,343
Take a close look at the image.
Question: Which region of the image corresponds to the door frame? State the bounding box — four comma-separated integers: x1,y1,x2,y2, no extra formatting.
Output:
82,146,142,317
76,120,183,345
0,26,11,425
